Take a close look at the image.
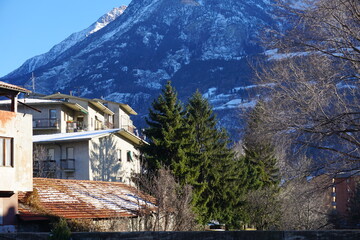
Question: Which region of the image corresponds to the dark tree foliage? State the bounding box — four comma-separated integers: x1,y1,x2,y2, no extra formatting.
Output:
186,91,244,226
240,101,281,229
142,85,253,228
141,81,194,183
243,101,280,189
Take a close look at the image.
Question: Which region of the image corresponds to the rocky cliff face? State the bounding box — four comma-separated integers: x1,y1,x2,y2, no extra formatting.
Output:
2,0,277,139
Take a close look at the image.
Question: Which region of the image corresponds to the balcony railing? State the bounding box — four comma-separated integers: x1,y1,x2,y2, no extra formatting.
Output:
121,124,135,134
60,159,75,171
66,121,87,133
33,118,59,129
105,120,114,129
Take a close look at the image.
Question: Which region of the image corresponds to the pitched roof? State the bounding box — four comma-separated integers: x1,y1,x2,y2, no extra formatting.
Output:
18,178,156,219
33,128,146,146
0,81,31,93
94,98,137,115
33,129,120,143
42,93,114,115
0,98,88,114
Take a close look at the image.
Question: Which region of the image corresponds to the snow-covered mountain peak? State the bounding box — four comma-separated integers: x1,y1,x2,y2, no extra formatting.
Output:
88,6,127,35
3,0,279,140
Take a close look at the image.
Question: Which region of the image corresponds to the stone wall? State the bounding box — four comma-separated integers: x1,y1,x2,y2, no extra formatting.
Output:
2,231,360,240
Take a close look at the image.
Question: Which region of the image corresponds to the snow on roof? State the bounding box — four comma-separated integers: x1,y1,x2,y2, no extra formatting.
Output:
0,98,63,105
33,129,121,143
18,178,156,219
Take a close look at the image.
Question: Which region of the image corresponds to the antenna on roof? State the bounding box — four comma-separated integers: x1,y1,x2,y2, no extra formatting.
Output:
30,72,36,92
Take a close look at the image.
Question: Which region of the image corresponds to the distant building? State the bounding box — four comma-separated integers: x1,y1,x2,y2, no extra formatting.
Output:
0,81,32,232
332,172,360,222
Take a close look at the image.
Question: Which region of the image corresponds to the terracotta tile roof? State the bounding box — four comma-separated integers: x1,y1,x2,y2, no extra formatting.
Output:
0,81,30,93
18,178,156,220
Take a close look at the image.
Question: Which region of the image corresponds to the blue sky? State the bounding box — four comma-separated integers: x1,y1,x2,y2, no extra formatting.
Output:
0,0,131,77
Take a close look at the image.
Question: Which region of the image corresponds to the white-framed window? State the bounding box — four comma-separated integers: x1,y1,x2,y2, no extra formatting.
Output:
117,149,122,161
127,151,133,162
0,137,13,167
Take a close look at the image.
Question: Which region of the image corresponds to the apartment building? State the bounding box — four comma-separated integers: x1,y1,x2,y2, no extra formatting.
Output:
0,82,33,232
0,92,145,185
33,128,143,185
0,93,138,135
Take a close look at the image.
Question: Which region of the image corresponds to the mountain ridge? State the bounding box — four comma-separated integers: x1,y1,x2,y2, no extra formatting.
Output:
2,0,278,139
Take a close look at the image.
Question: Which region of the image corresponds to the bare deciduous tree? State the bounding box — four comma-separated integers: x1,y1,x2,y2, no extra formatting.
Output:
33,144,59,178
254,0,360,174
278,158,332,230
134,168,197,231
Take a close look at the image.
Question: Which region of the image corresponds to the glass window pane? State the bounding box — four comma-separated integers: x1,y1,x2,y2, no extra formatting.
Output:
0,138,3,166
49,109,57,119
67,148,74,159
47,148,55,160
5,138,11,166
117,149,121,161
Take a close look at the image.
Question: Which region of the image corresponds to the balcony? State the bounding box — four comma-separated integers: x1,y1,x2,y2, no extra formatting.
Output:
60,159,75,172
33,118,59,129
121,124,135,134
105,120,114,129
66,121,87,133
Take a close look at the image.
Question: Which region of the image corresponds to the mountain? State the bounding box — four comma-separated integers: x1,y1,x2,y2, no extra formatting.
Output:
2,0,278,140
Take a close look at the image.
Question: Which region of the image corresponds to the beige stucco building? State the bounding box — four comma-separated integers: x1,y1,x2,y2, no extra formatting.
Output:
0,92,145,185
0,82,32,232
0,93,137,136
33,129,143,185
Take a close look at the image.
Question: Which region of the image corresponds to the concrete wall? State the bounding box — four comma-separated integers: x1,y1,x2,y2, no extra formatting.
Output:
0,110,33,191
0,193,17,226
89,134,140,184
20,103,62,135
106,102,121,129
3,231,360,240
36,141,90,179
0,110,32,231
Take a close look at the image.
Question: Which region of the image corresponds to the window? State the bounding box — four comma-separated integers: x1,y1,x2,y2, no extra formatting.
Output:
67,147,74,159
127,151,133,162
49,109,57,127
47,148,55,160
0,137,13,167
117,149,122,161
49,109,57,119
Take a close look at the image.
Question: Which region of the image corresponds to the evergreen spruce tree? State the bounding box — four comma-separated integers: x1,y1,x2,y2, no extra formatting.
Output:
185,91,242,225
141,81,194,184
241,101,281,229
243,101,280,189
